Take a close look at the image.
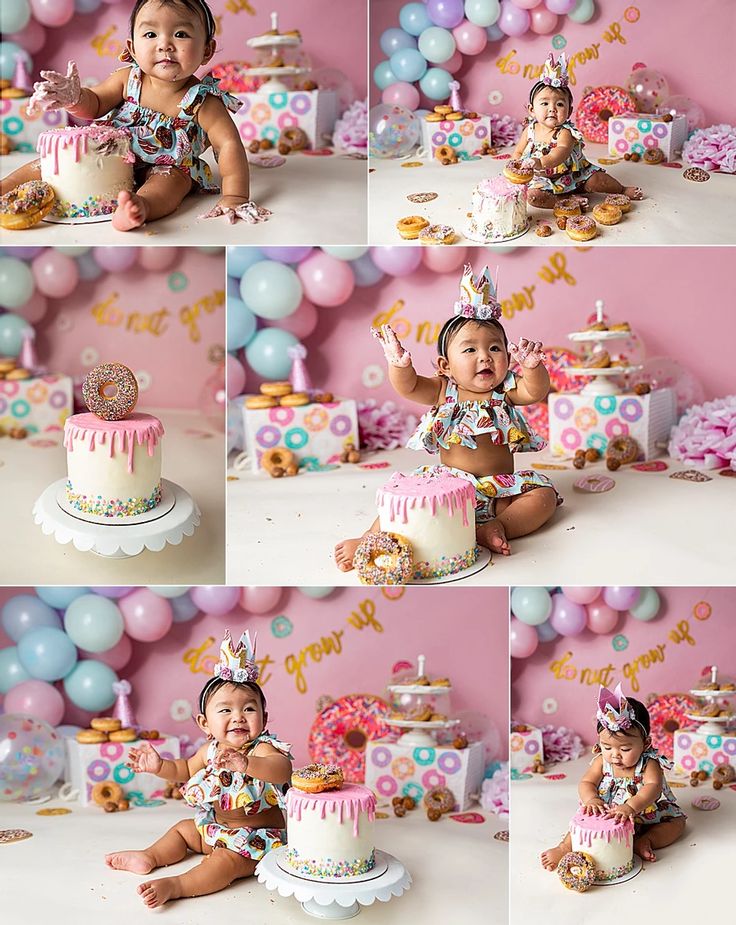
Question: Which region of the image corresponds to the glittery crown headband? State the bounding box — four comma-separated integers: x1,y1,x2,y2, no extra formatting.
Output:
198,630,260,713
541,52,569,89
596,683,644,734
454,264,501,321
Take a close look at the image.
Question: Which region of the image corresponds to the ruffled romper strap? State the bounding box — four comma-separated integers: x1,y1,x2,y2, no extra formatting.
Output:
124,65,143,104
178,76,243,119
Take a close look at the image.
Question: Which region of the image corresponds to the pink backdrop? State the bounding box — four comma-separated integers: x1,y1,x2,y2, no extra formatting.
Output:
18,248,225,410
270,247,736,409
0,586,509,766
371,0,733,125
511,587,736,743
35,1,367,100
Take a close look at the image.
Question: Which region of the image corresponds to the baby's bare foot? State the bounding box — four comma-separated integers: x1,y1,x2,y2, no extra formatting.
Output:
477,520,511,556
138,877,180,908
113,190,148,231
624,186,644,200
541,844,567,871
335,538,361,572
105,850,155,874
634,835,656,862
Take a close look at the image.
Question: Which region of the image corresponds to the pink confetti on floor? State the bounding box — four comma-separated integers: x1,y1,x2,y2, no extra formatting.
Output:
450,812,485,824
359,461,391,469
545,773,567,780
28,439,59,448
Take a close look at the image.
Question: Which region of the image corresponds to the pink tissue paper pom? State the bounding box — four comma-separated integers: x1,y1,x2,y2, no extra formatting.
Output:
541,725,585,764
489,113,523,148
480,762,509,817
333,99,367,154
358,400,418,451
668,395,736,470
683,124,736,174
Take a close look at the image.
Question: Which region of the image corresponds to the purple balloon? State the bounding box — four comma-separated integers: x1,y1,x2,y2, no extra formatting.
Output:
260,247,314,264
92,247,139,273
546,0,576,13
170,592,200,623
10,247,46,260
90,587,134,599
189,586,241,617
549,592,587,636
498,0,531,36
602,586,641,611
369,246,423,277
427,0,465,29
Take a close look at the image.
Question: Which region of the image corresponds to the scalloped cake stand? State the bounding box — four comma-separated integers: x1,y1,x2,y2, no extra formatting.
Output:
32,477,200,558
256,847,412,919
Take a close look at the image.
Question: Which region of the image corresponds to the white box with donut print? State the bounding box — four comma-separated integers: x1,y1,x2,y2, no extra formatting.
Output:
607,112,688,161
548,388,676,460
242,397,359,474
673,729,736,776
0,97,68,153
65,734,180,806
364,739,484,811
0,373,73,435
421,114,492,161
231,89,338,150
510,723,544,773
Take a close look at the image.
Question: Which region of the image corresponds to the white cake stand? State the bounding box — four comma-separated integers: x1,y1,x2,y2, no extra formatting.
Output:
245,12,309,94
564,299,642,396
32,477,200,558
686,666,736,734
256,847,411,919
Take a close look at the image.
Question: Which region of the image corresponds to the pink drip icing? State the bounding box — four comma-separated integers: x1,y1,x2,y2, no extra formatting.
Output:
569,808,634,849
377,471,474,528
287,784,376,838
37,124,131,175
63,412,164,475
477,175,524,201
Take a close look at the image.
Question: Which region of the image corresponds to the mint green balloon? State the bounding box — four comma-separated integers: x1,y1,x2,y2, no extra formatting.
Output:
0,646,32,694
64,594,123,652
629,587,660,621
417,26,456,65
63,660,118,711
0,313,28,357
35,587,90,609
240,260,302,320
0,257,34,309
146,586,192,598
321,247,368,261
53,247,90,256
510,587,552,625
245,328,299,378
298,587,335,599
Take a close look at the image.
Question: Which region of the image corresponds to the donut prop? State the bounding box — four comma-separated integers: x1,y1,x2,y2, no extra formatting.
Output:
557,851,596,892
396,215,429,240
278,126,309,154
604,194,631,213
280,392,310,407
575,86,636,144
76,728,108,744
712,765,735,789
434,145,458,166
565,215,597,242
553,198,582,219
644,148,665,165
109,727,137,743
353,531,413,585
291,763,344,793
592,203,623,226
246,395,278,409
606,435,640,469
90,716,122,733
645,693,698,759
424,786,455,816
92,781,124,808
503,159,534,184
308,693,392,782
82,363,138,421
418,223,456,245
260,381,292,398
261,446,298,478
0,181,56,230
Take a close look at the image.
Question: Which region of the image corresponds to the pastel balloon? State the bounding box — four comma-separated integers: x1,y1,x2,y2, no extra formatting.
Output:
498,0,531,35
426,0,465,29
74,0,102,11
260,247,313,264
586,599,620,634
138,247,178,271
549,592,587,636
0,313,30,357
92,246,139,273
240,587,283,614
189,586,240,616
297,253,355,307
226,352,246,399
227,247,263,277
0,42,30,81
321,247,368,261
241,260,302,319
382,81,420,111
0,256,34,309
13,291,48,324
17,626,77,681
629,587,661,621
380,27,417,57
444,49,464,73
369,103,420,157
1,594,61,642
119,589,173,641
53,246,90,256
422,245,468,272
602,587,640,611
350,252,385,287
89,587,133,598
568,0,595,23
530,7,558,33
545,0,576,12
510,617,538,658
76,252,104,281
81,633,132,671
64,594,124,652
389,48,428,83
1,0,32,37
419,66,453,100
510,587,551,625
400,2,433,36
486,21,505,40
29,0,75,27
63,660,118,711
298,587,335,599
0,714,65,801
227,298,257,351
561,586,601,605
32,250,79,298
5,680,65,725
535,619,559,643
418,26,456,65
0,646,32,694
264,297,318,339
370,246,422,277
452,20,487,55
373,59,397,91
464,0,501,27
661,94,706,133
511,0,542,8
146,586,191,598
170,592,200,623
6,18,46,55
245,328,298,379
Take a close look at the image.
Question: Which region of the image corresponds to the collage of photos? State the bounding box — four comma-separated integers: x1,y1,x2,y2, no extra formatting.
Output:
1,1,734,924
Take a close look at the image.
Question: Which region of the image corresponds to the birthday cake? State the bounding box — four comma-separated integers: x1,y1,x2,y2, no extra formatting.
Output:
569,808,634,881
37,124,134,219
377,470,478,579
464,175,528,243
285,783,377,879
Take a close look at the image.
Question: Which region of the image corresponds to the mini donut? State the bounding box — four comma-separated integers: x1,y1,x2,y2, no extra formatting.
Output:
108,727,137,743
396,215,429,240
280,391,309,407
575,85,636,143
565,215,597,242
279,126,309,152
425,113,443,123
0,181,56,230
609,321,631,331
557,851,596,892
536,223,552,237
644,148,665,165
260,381,293,397
90,716,122,733
82,363,138,421
246,394,278,409
76,729,108,744
434,105,453,116
553,198,582,218
291,763,344,793
503,158,534,184
424,786,455,815
354,531,413,585
604,193,631,213
435,145,458,166
311,391,334,403
592,203,623,225
606,434,639,466
261,446,297,475
92,781,124,808
418,223,455,245
586,350,611,368
713,765,735,785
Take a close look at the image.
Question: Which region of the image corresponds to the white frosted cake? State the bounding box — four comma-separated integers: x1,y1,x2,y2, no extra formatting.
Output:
569,808,634,881
37,124,134,219
377,470,478,579
63,412,164,517
285,783,376,878
464,175,528,242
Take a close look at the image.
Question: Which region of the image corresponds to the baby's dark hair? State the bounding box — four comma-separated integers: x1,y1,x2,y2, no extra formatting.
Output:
198,677,267,717
528,81,573,110
596,697,651,738
437,316,508,359
129,0,216,43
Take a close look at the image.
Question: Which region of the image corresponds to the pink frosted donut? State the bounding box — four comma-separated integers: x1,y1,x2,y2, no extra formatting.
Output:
308,693,392,782
575,86,636,144
574,474,616,493
82,363,138,421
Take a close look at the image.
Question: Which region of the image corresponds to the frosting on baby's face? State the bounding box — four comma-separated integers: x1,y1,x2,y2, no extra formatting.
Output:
529,86,571,128
598,727,648,770
128,0,215,82
438,322,509,395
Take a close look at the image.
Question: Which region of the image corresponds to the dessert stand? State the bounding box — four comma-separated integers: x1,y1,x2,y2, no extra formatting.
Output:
565,300,642,396
385,655,459,747
245,11,309,94
687,665,736,735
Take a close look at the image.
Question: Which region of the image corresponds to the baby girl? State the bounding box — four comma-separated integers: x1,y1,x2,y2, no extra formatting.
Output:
1,0,269,230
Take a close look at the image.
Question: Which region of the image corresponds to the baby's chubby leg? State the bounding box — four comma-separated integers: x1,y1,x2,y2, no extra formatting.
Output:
105,817,201,874
113,167,193,231
633,816,686,862
481,486,558,555
335,517,380,572
1,159,42,195
138,846,257,908
583,169,643,201
527,186,558,209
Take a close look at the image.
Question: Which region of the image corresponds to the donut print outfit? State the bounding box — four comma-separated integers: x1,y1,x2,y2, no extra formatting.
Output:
181,731,293,859
407,373,562,523
522,119,601,195
105,66,242,191
596,747,687,826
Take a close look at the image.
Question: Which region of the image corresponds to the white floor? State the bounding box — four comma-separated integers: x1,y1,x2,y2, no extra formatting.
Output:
2,150,367,245
0,408,225,584
368,143,736,246
226,446,736,586
2,794,505,925
510,755,733,924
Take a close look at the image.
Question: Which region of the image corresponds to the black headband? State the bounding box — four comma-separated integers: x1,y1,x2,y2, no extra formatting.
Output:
132,0,216,42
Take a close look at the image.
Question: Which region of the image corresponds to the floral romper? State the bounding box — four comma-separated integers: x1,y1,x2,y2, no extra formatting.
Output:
105,65,242,191
522,119,601,195
406,372,562,523
596,747,687,827
181,731,292,859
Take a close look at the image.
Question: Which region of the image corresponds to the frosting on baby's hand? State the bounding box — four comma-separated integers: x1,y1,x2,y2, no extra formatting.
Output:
509,337,546,369
27,60,81,116
370,324,412,368
201,200,271,224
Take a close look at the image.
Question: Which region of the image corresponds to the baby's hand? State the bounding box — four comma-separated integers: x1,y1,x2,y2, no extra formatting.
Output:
509,338,546,369
127,741,163,774
370,324,412,368
27,60,81,117
201,197,271,225
213,746,249,773
606,803,636,822
582,799,607,816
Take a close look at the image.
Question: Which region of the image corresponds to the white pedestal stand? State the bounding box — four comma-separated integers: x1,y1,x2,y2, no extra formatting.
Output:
246,11,309,94
566,299,642,396
256,847,411,919
386,655,459,746
687,666,736,735
32,477,200,558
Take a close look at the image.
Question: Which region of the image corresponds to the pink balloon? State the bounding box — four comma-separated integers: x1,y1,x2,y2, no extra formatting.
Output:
14,290,48,324
422,245,468,273
498,0,532,35
510,0,541,8
545,0,576,13
7,19,47,55
444,49,464,73
119,589,173,642
602,586,641,611
382,81,420,111
190,586,241,616
226,353,246,399
265,297,318,339
32,251,79,298
297,253,355,307
138,247,178,272
92,247,139,273
452,21,487,56
561,586,601,605
586,598,620,634
29,0,74,27
5,679,65,726
81,633,133,671
530,7,558,33
369,247,422,277
240,587,283,614
549,592,587,636
510,617,539,658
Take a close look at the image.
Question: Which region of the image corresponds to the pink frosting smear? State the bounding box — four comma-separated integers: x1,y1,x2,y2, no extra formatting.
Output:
377,470,474,527
286,784,376,838
64,412,164,475
569,807,634,847
477,175,525,201
37,124,131,175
